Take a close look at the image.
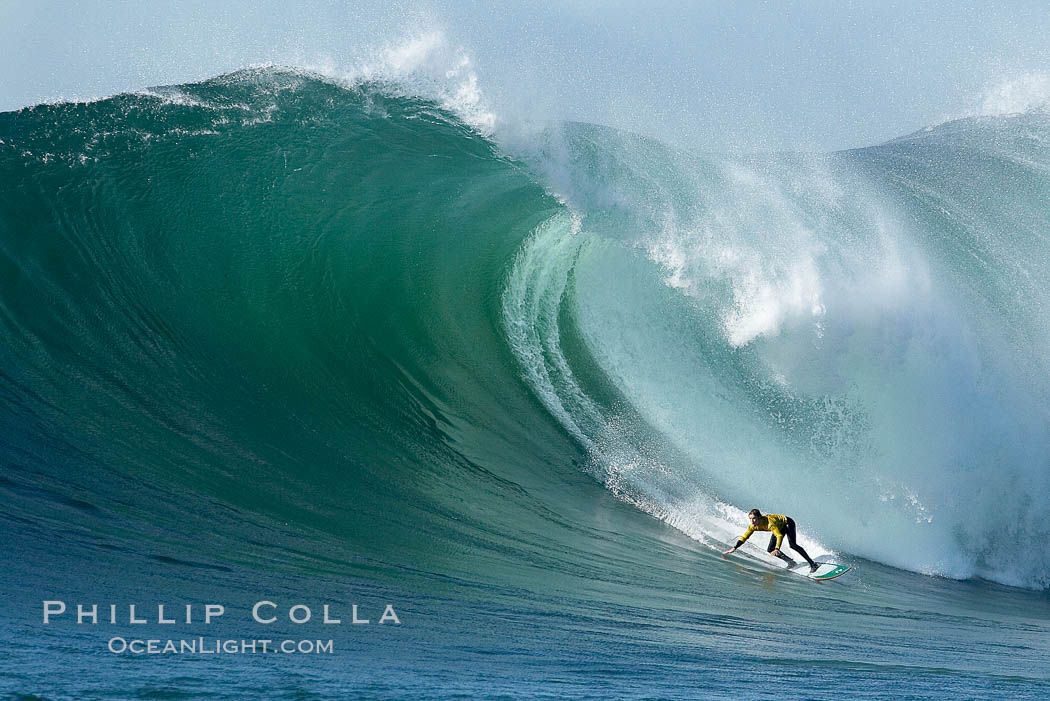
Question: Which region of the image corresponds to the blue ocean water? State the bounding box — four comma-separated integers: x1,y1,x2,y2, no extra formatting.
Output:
1,69,1049,699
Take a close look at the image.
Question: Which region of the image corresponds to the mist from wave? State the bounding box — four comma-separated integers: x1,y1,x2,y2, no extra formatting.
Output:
503,111,1050,589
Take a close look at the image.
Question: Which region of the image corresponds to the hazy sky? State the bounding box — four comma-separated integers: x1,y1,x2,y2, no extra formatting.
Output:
2,0,1049,150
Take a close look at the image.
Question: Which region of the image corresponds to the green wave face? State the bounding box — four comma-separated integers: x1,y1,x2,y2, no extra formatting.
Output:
0,70,615,591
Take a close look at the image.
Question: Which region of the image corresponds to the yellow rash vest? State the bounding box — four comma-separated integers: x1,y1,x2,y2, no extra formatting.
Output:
739,514,789,549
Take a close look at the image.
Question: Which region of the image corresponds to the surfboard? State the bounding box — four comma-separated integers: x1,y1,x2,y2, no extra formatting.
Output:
787,561,851,581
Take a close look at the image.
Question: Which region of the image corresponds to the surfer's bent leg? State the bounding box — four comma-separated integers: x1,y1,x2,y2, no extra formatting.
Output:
785,518,816,567
767,534,795,564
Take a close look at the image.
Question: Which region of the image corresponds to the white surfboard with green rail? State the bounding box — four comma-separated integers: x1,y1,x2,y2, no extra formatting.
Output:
788,561,851,580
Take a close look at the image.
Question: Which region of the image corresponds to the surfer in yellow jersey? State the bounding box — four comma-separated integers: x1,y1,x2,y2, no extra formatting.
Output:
722,509,818,572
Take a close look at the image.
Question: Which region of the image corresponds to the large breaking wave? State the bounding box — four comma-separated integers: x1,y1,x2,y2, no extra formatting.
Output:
2,67,1049,590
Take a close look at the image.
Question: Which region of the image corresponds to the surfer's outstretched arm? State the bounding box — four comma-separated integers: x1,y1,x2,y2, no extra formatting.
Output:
721,540,746,557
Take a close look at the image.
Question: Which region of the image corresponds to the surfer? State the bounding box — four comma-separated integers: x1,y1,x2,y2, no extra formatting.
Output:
721,509,818,572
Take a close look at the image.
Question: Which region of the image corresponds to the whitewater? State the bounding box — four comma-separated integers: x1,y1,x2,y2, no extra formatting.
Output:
505,114,1050,589
2,62,1049,699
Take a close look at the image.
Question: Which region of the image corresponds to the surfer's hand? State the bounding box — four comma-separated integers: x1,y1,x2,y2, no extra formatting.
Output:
771,548,781,557
721,547,735,558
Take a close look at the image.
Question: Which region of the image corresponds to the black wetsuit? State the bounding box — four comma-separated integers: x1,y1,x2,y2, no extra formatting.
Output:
766,517,814,567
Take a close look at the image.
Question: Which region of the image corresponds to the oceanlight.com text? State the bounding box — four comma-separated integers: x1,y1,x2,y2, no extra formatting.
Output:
108,637,334,655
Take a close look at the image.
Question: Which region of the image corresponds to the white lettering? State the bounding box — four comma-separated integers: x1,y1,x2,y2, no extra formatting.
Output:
77,604,98,624
253,601,277,624
379,605,401,624
108,637,127,653
129,604,146,624
351,604,369,624
43,601,66,624
323,605,340,624
158,605,175,624
289,605,311,624
204,604,224,623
